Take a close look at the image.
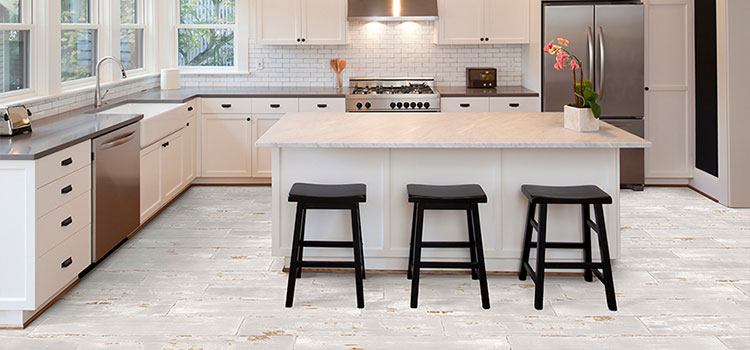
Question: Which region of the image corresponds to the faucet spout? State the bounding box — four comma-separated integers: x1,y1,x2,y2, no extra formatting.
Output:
94,56,128,108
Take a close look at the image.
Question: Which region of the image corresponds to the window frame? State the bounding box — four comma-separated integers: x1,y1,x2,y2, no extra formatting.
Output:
118,0,147,74
60,0,101,88
173,0,249,74
0,0,36,100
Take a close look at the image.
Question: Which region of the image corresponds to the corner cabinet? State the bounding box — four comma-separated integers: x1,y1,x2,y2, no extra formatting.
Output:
257,0,348,45
437,0,530,45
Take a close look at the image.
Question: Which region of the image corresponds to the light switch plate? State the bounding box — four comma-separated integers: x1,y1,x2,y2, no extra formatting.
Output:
255,59,264,70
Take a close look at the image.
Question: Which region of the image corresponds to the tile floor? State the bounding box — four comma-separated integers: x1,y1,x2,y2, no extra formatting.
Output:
1,186,748,349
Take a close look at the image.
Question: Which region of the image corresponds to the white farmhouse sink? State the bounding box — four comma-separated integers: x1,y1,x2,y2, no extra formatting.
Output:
97,103,186,148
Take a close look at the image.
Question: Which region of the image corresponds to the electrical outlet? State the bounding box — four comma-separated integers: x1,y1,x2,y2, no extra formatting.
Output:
255,59,264,70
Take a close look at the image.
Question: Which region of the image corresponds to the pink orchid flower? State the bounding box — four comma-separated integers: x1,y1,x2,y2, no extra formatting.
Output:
554,61,564,71
556,51,567,66
544,40,554,54
570,59,580,70
557,38,570,47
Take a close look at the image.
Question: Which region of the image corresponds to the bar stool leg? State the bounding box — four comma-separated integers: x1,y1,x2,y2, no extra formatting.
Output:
519,202,536,281
471,204,491,310
350,204,365,309
296,207,307,279
410,203,425,308
533,204,548,310
285,204,306,308
466,208,479,280
594,204,618,311
407,204,417,280
582,204,593,282
355,207,366,280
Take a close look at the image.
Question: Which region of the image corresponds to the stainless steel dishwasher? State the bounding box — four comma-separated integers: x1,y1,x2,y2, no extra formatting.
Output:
92,122,140,262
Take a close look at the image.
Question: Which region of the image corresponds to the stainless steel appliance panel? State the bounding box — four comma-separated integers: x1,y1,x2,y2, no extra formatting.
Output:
595,4,644,118
92,122,140,262
543,5,594,112
604,118,645,189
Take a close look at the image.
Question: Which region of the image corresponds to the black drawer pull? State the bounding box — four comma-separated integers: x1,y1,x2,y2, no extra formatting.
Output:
61,157,73,166
61,216,73,227
61,257,73,268
270,104,281,108
61,185,73,194
187,106,194,112
317,104,328,108
459,104,471,108
162,142,170,148
221,104,232,108
509,103,520,108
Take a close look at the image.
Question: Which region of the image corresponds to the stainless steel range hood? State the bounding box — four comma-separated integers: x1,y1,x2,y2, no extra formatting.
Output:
348,0,438,21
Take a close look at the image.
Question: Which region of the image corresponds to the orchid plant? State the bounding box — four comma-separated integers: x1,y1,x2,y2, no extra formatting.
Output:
545,38,602,118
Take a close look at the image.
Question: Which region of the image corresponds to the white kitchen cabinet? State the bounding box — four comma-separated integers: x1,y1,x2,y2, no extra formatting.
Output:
441,97,491,112
437,0,530,45
160,131,185,201
644,0,693,180
201,114,253,177
140,141,162,223
183,115,197,183
0,141,92,327
299,98,346,112
257,0,347,45
252,115,283,177
489,97,540,113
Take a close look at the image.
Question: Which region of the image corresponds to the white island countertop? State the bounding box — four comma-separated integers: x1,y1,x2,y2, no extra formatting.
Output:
256,112,651,149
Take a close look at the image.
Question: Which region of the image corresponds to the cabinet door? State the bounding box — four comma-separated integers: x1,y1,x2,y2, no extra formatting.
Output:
140,142,162,223
301,0,347,44
252,115,282,178
484,0,530,44
201,115,253,177
183,116,197,183
161,131,184,201
489,97,540,113
441,97,490,112
257,0,301,45
437,0,485,44
644,0,692,179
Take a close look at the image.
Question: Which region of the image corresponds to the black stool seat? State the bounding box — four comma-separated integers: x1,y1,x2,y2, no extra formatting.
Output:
289,183,366,203
407,184,490,309
407,184,488,203
521,185,612,205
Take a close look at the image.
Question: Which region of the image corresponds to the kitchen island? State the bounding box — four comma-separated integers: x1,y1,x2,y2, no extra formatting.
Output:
256,112,650,271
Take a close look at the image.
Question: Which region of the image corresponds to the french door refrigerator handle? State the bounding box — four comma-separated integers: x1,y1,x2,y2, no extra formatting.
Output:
597,26,605,100
587,26,594,83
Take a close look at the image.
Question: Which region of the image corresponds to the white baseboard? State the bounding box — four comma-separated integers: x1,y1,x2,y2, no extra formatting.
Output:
645,177,690,185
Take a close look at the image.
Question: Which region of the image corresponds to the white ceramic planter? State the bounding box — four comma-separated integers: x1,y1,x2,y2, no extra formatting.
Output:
564,105,599,132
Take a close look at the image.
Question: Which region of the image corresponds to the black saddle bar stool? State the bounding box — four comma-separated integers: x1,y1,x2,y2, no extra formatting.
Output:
407,184,491,309
285,183,367,308
518,184,617,311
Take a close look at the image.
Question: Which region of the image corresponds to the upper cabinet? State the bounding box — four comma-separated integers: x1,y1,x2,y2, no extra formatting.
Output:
437,0,530,45
257,0,348,45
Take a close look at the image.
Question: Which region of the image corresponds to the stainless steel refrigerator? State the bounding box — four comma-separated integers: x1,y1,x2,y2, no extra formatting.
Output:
542,1,645,190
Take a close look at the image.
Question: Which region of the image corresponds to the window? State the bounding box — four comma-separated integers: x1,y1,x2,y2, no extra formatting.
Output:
61,0,99,82
177,0,236,68
120,0,144,70
0,0,31,94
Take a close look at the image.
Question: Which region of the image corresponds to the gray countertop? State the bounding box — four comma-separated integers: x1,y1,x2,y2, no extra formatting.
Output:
0,85,538,160
0,113,143,160
435,86,539,98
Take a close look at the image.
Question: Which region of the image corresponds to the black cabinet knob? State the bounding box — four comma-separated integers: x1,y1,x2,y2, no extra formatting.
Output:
61,185,73,194
162,141,170,148
485,37,489,42
644,87,649,91
187,106,193,112
301,38,306,42
297,38,301,42
480,38,485,42
61,216,73,227
61,157,73,166
61,257,73,268
246,117,251,121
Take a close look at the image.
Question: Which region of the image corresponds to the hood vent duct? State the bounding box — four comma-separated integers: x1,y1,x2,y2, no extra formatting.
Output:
348,0,439,21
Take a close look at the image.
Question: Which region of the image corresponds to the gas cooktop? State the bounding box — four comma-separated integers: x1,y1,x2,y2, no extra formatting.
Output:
346,78,441,112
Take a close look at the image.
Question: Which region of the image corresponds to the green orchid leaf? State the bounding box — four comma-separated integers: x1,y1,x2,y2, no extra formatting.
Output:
590,102,602,118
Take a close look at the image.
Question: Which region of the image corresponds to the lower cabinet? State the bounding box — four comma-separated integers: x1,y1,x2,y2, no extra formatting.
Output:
442,97,540,113
183,115,197,183
140,128,189,223
201,114,253,177
252,114,282,177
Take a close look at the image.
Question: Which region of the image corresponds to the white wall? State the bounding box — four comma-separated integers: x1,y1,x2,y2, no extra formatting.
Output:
181,21,525,88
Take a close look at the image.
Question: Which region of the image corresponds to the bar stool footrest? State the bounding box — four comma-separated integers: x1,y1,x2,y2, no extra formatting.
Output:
421,241,472,248
419,261,477,269
299,261,358,268
301,240,354,248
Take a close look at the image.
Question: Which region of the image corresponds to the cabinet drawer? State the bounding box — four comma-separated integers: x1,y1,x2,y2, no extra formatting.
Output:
299,98,346,112
201,98,253,114
36,225,91,308
441,98,490,113
36,165,91,218
252,98,299,114
489,97,539,113
36,191,91,257
36,141,91,188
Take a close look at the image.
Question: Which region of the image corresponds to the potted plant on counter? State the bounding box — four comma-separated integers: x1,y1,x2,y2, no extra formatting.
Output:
545,38,602,132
